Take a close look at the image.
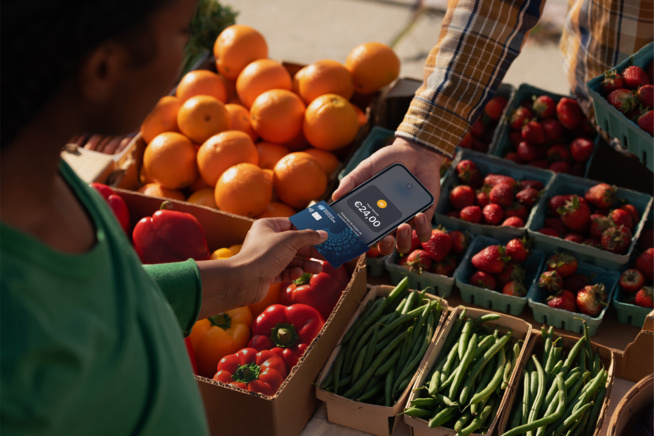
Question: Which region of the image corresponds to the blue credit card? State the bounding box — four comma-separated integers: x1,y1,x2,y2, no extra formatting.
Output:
289,200,369,268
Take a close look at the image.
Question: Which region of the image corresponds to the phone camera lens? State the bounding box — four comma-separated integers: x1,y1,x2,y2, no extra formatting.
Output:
406,183,413,189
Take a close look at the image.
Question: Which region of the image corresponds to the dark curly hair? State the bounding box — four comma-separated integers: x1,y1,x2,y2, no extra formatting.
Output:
1,0,177,147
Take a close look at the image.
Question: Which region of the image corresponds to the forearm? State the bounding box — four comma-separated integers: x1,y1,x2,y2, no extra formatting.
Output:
398,0,545,156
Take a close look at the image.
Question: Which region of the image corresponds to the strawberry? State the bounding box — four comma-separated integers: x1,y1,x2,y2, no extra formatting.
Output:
547,290,577,312
404,249,433,273
504,152,522,164
515,187,540,208
476,190,491,208
623,65,650,89
620,203,640,224
607,88,637,114
585,183,617,209
482,203,504,225
470,117,487,138
484,174,518,189
563,273,589,293
471,244,509,275
522,120,546,144
637,110,653,135
460,205,482,223
532,94,556,119
548,194,573,215
610,208,634,230
544,217,567,237
517,141,544,162
538,227,560,237
509,106,533,130
546,144,571,162
563,232,585,243
538,270,563,294
432,255,457,276
448,230,469,254
366,246,382,258
421,228,452,261
556,97,583,131
504,202,529,221
409,229,421,252
569,137,594,162
619,268,646,294
546,252,578,277
601,225,633,254
558,195,591,233
496,262,526,286
635,248,654,282
449,185,476,210
520,179,545,191
541,118,565,142
459,131,474,148
601,70,624,94
589,214,612,239
637,84,654,107
548,161,571,174
456,159,482,187
502,216,524,227
484,95,508,121
502,280,527,297
469,270,497,290
576,284,608,316
638,226,654,251
505,238,529,263
489,182,515,207
634,287,653,308
583,238,603,249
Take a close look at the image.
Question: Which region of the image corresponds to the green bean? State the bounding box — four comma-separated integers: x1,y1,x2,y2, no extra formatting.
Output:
440,340,461,384
509,399,523,430
341,297,384,345
458,318,474,360
521,370,531,427
583,385,607,436
384,366,394,406
454,411,472,433
331,347,345,395
402,290,418,314
440,308,467,354
356,382,382,403
474,313,501,325
411,396,438,408
544,345,562,375
463,330,513,401
428,359,446,396
535,392,560,436
373,348,401,376
448,333,478,399
470,347,506,406
460,397,495,436
527,355,546,430
401,406,432,418
428,405,457,428
384,275,410,310
363,324,380,368
431,393,458,407
574,369,606,412
470,351,496,403
550,403,593,436
351,344,367,380
541,326,553,368
560,334,585,377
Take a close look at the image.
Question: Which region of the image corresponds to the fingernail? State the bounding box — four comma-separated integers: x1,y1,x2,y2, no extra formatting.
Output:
317,230,329,240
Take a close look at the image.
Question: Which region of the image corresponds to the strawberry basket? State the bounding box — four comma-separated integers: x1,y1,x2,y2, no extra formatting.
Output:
526,172,653,271
612,287,652,327
526,251,620,336
587,42,654,171
454,235,545,316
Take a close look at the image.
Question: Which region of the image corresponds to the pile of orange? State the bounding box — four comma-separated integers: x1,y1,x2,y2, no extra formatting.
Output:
137,24,401,219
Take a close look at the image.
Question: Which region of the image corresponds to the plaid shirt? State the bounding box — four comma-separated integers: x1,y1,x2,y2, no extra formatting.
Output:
397,0,654,158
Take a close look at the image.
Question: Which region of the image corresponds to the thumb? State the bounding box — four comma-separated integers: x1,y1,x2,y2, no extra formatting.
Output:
286,229,328,250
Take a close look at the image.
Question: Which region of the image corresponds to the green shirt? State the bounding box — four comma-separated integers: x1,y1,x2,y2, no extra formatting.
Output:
1,161,209,435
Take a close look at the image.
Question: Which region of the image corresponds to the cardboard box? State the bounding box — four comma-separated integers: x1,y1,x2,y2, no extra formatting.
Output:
315,285,450,436
114,188,369,436
496,329,615,436
404,306,533,436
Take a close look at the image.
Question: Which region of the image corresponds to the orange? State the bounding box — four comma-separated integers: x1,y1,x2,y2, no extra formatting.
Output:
225,103,258,142
140,96,182,144
175,69,227,103
345,42,400,94
138,182,186,201
236,59,293,108
257,201,297,218
177,95,230,144
214,25,268,80
142,132,198,189
283,131,310,151
255,141,290,169
303,94,359,150
250,89,306,144
273,152,328,209
219,74,238,103
302,148,340,175
196,130,259,186
210,247,235,260
187,187,218,209
187,174,212,192
214,163,272,217
353,104,368,126
292,59,355,104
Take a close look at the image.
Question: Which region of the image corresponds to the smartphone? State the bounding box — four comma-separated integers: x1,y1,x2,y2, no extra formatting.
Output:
329,163,434,247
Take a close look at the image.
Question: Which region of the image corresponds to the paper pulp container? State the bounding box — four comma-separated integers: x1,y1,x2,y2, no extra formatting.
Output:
404,305,532,436
455,235,546,316
527,172,653,271
526,252,620,336
315,286,449,436
587,42,654,171
435,148,555,239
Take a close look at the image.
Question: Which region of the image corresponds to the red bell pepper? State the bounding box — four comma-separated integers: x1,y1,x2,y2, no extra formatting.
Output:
280,261,350,319
90,183,130,234
213,347,287,396
248,304,324,370
132,201,210,264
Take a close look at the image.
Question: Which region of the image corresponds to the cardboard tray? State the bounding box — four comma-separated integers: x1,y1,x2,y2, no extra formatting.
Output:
454,234,546,316
114,188,369,436
496,329,615,436
587,42,654,171
435,148,556,240
526,172,653,271
403,305,533,436
526,250,621,336
489,83,599,177
315,285,450,436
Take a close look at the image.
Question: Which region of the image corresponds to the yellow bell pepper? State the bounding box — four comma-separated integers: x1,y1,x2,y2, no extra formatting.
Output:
188,306,253,378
